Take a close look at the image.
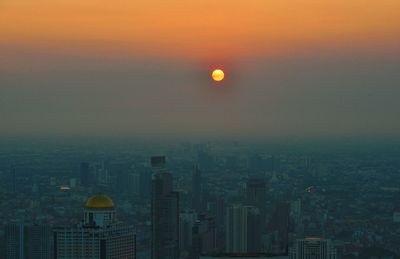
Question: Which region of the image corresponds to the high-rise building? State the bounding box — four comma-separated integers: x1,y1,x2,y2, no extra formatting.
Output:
192,215,218,259
5,223,53,259
225,205,262,254
179,211,197,257
206,195,226,252
265,202,290,255
200,256,288,259
151,156,179,259
192,165,202,213
79,162,90,188
54,194,136,259
245,178,267,226
289,238,337,259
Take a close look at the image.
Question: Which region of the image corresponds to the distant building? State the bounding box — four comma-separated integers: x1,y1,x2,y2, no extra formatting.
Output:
192,165,202,213
54,194,136,259
5,223,53,259
289,238,336,259
151,156,179,259
200,255,288,259
206,195,226,251
192,214,218,258
179,211,197,257
226,205,262,254
79,162,90,188
246,178,267,226
265,202,289,255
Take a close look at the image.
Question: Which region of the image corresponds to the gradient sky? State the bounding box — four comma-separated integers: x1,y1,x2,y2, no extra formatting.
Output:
1,0,400,139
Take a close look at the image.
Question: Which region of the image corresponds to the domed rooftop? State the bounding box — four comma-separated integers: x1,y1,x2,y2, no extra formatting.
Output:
85,194,115,209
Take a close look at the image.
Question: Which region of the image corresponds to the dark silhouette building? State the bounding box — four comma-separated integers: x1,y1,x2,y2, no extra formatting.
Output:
226,205,262,254
245,178,267,227
5,223,53,259
151,156,179,259
266,202,290,255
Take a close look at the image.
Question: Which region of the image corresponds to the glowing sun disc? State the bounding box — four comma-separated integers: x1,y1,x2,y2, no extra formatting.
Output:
212,69,225,82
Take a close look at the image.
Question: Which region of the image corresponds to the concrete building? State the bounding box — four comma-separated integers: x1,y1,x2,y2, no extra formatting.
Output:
226,205,262,254
5,223,53,259
54,194,136,259
289,238,336,259
151,156,179,259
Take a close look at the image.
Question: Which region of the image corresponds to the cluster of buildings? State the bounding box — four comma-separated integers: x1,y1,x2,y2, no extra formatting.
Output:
1,141,399,259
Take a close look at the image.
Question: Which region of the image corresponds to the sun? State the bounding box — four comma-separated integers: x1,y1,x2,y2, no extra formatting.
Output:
212,69,224,82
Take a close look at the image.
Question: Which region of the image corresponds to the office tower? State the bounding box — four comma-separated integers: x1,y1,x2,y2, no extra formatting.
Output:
192,165,202,213
5,223,53,259
245,178,267,227
96,164,111,187
192,215,218,259
151,156,179,259
206,195,226,252
79,162,89,188
289,238,337,259
179,212,197,257
225,205,262,254
266,202,290,255
290,200,301,223
210,196,226,229
54,194,136,259
5,223,25,259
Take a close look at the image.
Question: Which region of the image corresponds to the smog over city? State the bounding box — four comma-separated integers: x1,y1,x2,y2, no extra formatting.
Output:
1,1,400,258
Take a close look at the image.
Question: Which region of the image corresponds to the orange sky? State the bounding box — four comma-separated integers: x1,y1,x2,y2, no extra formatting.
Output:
1,0,400,60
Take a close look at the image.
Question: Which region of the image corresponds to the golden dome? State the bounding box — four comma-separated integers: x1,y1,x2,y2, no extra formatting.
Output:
85,194,115,209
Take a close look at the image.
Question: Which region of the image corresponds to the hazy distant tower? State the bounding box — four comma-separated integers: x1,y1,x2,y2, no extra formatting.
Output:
245,178,267,227
192,164,202,213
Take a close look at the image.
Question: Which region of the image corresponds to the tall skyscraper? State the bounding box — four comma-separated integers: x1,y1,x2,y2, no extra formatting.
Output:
245,178,267,227
179,211,197,257
5,223,53,259
266,202,290,255
151,156,179,259
192,165,202,213
54,194,136,259
289,238,337,259
225,205,262,254
79,162,90,188
192,215,218,259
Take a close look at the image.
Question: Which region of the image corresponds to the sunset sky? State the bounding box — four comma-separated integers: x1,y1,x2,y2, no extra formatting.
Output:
1,0,400,138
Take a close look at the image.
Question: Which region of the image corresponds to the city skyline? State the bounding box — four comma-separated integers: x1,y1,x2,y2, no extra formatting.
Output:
1,1,400,258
